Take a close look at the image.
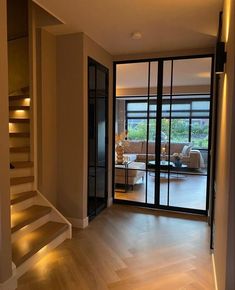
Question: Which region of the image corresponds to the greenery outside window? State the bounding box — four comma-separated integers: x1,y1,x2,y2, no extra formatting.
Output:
126,97,210,149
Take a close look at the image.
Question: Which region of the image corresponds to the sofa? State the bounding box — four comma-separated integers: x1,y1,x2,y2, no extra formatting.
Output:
123,140,205,169
115,161,145,188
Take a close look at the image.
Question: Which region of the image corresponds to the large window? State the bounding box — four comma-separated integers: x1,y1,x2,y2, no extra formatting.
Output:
126,97,210,149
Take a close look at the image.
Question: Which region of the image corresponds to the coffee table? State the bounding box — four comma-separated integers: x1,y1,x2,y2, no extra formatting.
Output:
148,160,188,178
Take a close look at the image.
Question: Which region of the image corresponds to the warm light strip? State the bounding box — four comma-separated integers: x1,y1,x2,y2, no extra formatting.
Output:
224,0,231,43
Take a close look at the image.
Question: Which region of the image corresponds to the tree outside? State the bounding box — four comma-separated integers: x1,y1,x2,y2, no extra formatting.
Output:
127,118,209,148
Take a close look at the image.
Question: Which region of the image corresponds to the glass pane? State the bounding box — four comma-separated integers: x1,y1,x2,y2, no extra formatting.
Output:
97,69,106,91
88,64,95,90
147,109,157,204
127,112,148,118
170,119,189,143
191,112,210,117
88,172,96,216
116,99,126,136
191,119,209,149
150,61,158,96
160,89,171,206
116,62,149,97
96,167,106,198
127,102,148,111
172,103,190,110
97,98,106,166
192,101,210,110
114,164,147,203
88,59,108,218
172,58,212,95
88,99,95,166
171,112,190,117
127,119,147,141
168,57,211,210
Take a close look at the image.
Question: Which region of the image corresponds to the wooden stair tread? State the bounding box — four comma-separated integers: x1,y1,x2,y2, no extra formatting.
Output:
10,176,34,185
9,95,29,101
10,146,30,153
12,222,68,267
9,118,30,123
11,205,52,234
9,132,30,137
11,161,33,168
11,191,37,205
9,105,30,111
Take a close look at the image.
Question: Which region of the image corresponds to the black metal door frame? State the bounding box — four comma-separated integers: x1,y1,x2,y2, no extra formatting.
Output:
88,57,109,219
112,54,214,216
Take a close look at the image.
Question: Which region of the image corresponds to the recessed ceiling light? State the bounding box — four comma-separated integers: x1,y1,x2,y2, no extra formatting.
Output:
131,32,142,40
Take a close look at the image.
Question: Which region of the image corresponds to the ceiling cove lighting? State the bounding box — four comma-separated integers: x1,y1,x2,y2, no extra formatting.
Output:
215,41,227,74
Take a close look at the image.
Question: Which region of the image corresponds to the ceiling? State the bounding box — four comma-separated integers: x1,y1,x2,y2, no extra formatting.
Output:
33,0,223,55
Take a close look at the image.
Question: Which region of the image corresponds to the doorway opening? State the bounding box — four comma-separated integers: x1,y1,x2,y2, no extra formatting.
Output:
113,55,213,214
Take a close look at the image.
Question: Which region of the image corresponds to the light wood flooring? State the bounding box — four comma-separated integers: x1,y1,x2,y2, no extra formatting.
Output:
18,205,214,290
115,173,207,210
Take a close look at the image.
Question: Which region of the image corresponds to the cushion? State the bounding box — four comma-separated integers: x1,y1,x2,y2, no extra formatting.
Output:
181,145,192,156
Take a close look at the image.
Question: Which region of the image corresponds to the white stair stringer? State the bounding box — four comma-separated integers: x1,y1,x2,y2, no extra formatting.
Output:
35,190,72,239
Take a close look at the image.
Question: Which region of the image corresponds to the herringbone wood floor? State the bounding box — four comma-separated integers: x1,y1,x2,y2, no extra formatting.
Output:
18,205,214,290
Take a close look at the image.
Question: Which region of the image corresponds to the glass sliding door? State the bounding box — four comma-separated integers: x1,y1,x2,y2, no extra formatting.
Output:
88,58,108,219
159,57,212,212
113,55,213,214
114,61,159,205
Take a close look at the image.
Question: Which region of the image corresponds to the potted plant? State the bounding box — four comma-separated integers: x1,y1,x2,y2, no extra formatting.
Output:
172,152,183,167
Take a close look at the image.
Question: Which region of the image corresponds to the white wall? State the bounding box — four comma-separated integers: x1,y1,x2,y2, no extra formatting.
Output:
56,32,113,223
57,33,85,220
37,29,58,205
214,0,235,289
8,37,29,93
0,0,13,284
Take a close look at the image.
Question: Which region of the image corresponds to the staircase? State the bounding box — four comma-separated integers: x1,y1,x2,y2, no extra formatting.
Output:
9,89,71,279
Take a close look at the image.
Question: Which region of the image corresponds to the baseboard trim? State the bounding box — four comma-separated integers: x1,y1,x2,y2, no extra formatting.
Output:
212,253,218,290
107,197,113,207
67,217,89,229
0,275,17,290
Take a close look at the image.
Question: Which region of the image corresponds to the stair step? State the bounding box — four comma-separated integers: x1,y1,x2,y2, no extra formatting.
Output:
11,161,33,169
11,191,37,205
12,222,68,267
11,205,52,234
9,95,29,101
9,105,30,111
10,176,34,186
10,146,30,153
9,132,30,138
9,118,30,123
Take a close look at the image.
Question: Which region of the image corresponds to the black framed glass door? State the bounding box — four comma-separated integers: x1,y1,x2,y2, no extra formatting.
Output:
113,55,213,215
88,58,108,219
